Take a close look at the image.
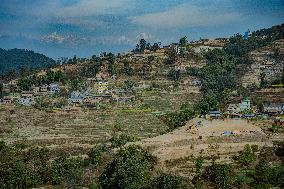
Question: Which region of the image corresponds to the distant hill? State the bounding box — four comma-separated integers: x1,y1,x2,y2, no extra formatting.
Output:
0,48,56,74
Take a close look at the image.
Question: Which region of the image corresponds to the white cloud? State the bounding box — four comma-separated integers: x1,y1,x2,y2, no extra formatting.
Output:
130,3,241,28
41,32,88,45
41,32,65,44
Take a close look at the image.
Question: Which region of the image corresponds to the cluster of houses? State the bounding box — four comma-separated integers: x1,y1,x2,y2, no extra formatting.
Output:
1,77,136,108
1,80,61,106
209,99,284,119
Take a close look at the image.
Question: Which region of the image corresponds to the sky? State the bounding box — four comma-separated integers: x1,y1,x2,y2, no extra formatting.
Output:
0,0,283,59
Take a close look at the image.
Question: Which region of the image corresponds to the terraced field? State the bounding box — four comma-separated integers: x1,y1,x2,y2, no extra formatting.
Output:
0,105,167,155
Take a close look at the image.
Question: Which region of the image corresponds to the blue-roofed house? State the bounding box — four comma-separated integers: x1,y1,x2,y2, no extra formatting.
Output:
209,110,221,118
68,91,83,105
240,99,251,111
18,98,35,106
49,83,60,95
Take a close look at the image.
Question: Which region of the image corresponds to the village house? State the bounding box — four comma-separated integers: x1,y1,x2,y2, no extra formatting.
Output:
2,82,10,93
193,45,222,53
18,98,35,106
239,99,251,111
2,96,12,104
83,96,94,106
94,80,109,94
68,91,83,105
49,83,60,95
8,79,18,86
21,91,34,98
112,95,135,103
192,79,202,86
209,110,221,119
134,81,150,90
263,103,284,115
40,85,48,92
32,86,40,95
274,117,284,127
227,104,240,114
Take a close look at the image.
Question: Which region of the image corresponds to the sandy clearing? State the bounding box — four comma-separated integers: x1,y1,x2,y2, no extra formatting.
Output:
132,118,272,163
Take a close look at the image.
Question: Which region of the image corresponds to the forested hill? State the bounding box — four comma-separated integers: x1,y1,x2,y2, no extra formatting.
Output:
0,48,56,74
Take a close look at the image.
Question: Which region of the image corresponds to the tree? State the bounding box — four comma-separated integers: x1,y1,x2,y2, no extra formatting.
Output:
167,68,180,81
107,54,117,75
50,157,84,188
165,47,177,64
124,80,135,92
150,173,185,189
83,60,101,77
87,144,107,166
253,159,284,188
151,43,160,51
123,61,133,76
186,67,199,76
179,36,188,47
99,145,156,189
139,39,147,52
110,134,137,148
260,72,269,88
195,157,204,176
238,144,258,166
281,69,284,85
205,162,233,189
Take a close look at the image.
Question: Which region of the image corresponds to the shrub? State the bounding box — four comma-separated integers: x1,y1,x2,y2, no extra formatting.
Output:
204,162,233,189
195,157,204,176
50,157,84,188
150,173,185,189
253,160,284,188
110,133,137,148
238,144,258,166
87,144,107,166
99,145,156,189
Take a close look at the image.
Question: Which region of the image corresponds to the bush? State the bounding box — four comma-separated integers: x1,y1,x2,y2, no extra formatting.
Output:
99,145,156,189
110,133,137,148
87,144,107,166
238,144,258,166
150,173,186,189
253,160,284,188
50,157,84,188
204,162,233,189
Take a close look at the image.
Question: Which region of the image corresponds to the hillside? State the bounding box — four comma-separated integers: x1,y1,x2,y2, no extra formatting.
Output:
0,23,283,189
0,48,56,75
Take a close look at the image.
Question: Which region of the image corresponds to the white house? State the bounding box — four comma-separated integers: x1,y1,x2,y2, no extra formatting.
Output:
18,98,35,106
49,83,60,95
239,99,251,111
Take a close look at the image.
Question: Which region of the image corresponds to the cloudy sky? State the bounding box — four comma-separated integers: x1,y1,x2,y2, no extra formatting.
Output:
0,0,283,58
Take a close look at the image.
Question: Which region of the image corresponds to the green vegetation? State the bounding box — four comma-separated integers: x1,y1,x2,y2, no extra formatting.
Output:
17,70,65,91
150,173,186,189
224,23,284,63
205,162,233,189
110,133,137,148
0,48,56,75
87,144,107,166
167,68,180,81
162,106,195,131
237,144,258,166
134,39,161,52
99,145,156,189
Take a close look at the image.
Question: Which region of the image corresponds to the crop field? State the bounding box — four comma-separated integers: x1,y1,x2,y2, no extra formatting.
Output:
0,105,168,155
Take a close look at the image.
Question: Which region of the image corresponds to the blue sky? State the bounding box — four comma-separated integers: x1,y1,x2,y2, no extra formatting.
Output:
0,0,283,59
